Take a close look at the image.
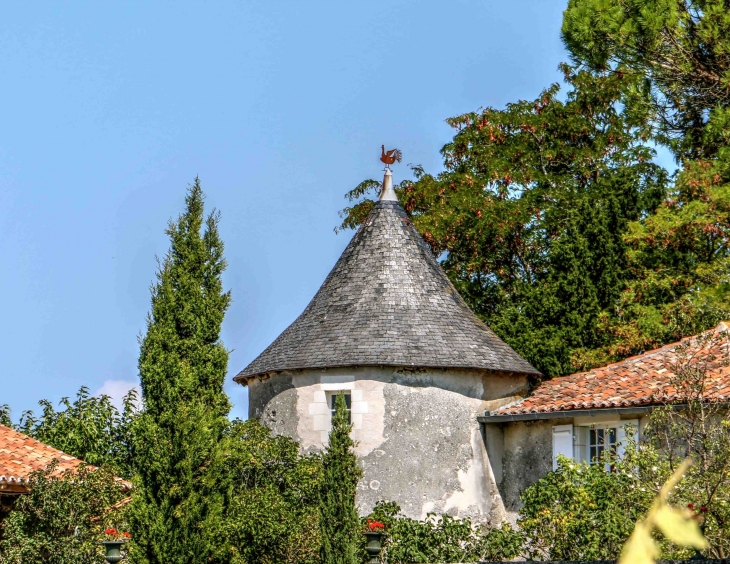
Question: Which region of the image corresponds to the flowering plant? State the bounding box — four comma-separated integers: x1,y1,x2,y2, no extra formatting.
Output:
687,503,709,524
104,528,131,541
365,518,385,532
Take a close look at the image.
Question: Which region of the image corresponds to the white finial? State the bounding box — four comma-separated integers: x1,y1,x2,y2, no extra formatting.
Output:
379,168,398,202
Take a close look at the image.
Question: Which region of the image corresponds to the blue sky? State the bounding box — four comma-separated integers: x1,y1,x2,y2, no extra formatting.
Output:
1,1,597,420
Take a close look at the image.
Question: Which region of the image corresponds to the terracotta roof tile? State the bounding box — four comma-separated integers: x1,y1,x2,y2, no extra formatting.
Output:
493,323,730,416
0,424,83,491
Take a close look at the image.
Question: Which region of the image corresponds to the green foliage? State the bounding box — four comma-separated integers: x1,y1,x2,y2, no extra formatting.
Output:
320,393,362,564
0,463,129,563
203,418,323,564
341,68,668,376
3,386,139,478
558,0,730,359
366,501,522,564
620,460,707,564
519,456,651,560
562,0,730,159
605,157,730,355
0,405,12,428
518,449,722,561
129,178,232,564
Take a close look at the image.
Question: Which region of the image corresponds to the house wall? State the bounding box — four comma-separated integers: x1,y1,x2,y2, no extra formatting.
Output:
484,413,650,521
247,366,529,524
491,419,565,517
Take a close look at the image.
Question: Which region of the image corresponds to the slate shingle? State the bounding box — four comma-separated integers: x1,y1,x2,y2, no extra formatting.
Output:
235,197,539,382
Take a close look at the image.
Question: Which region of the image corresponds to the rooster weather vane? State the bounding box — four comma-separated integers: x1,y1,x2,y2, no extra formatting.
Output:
380,145,402,169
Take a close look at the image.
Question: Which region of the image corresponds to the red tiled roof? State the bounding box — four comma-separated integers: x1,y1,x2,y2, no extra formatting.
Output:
0,424,84,492
493,323,730,416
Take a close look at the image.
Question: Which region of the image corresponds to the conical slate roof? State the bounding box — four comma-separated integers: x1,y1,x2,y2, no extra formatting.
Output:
235,170,539,382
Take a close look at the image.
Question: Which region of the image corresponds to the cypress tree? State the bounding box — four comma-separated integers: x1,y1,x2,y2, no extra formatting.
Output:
129,178,231,563
320,393,362,564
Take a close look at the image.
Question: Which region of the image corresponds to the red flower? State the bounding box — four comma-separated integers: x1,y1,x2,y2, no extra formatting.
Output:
368,521,385,531
701,506,708,512
105,528,117,536
688,504,695,510
124,532,131,538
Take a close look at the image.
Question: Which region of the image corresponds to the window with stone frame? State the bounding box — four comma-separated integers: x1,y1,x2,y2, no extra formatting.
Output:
328,392,351,424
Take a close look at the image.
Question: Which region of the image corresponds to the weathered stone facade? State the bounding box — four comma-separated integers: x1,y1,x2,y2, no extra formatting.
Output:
484,419,565,518
248,365,529,523
237,168,539,524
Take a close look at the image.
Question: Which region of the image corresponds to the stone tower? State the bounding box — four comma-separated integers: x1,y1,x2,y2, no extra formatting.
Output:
235,167,539,523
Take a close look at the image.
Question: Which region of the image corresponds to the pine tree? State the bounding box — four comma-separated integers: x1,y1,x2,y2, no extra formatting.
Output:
129,178,231,563
319,393,362,564
562,0,730,160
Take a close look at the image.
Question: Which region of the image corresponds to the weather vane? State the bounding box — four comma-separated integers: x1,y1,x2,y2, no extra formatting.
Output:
380,145,402,169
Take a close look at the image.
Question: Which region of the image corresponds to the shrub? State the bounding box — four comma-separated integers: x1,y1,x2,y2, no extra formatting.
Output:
0,463,129,563
518,456,650,560
365,501,522,563
205,419,323,564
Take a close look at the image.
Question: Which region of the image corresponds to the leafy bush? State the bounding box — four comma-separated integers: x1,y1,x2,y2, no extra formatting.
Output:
365,501,522,563
204,418,323,564
518,448,729,561
635,332,730,558
0,463,129,563
518,455,651,560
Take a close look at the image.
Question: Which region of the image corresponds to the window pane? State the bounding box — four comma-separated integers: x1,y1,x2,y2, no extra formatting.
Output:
330,393,352,410
587,426,620,465
607,428,617,455
329,393,352,424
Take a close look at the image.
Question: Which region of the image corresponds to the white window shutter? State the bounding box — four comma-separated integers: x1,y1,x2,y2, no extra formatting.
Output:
552,424,574,470
574,425,588,463
617,419,639,457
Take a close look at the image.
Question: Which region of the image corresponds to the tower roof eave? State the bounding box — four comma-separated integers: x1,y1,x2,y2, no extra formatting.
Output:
235,361,539,385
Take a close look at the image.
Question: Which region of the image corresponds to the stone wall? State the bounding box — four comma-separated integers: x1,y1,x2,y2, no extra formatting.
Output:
247,366,529,524
484,419,566,519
